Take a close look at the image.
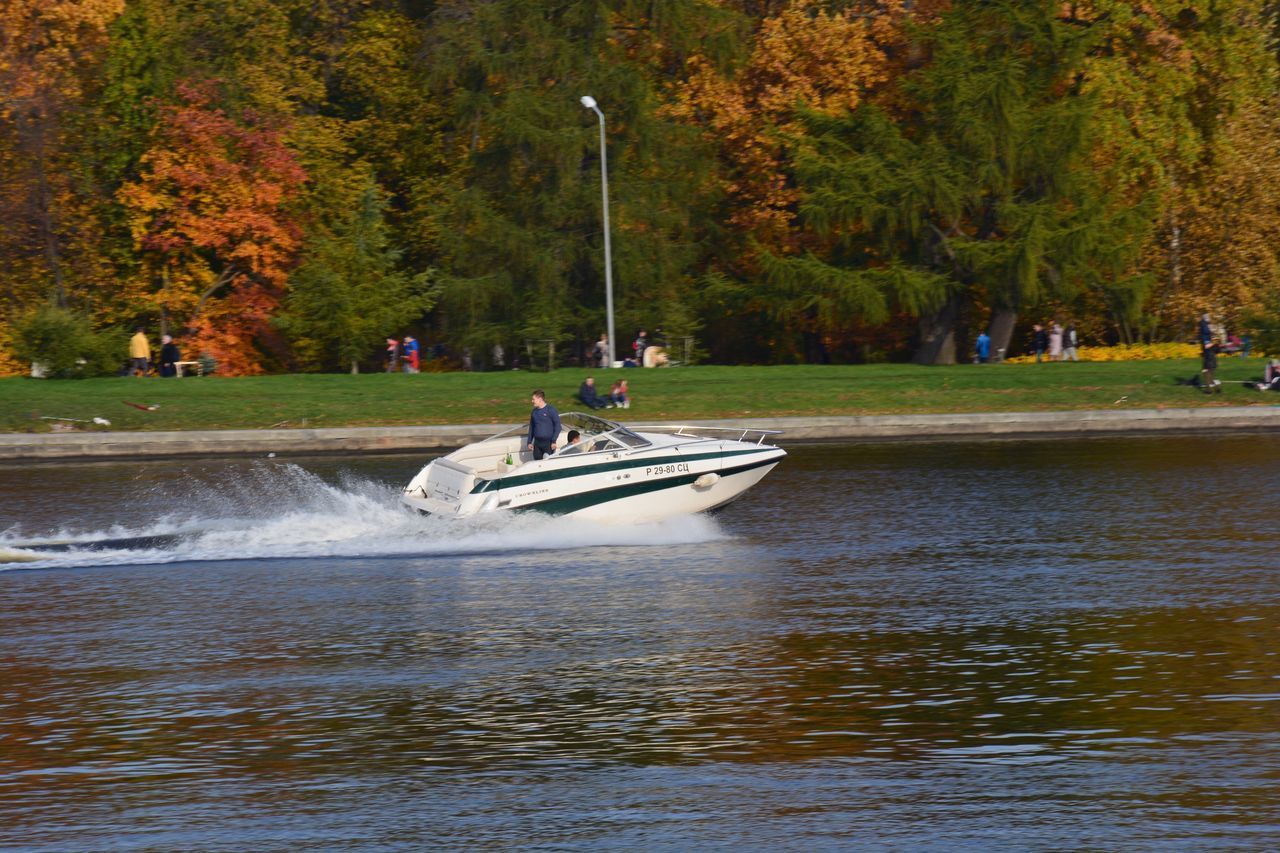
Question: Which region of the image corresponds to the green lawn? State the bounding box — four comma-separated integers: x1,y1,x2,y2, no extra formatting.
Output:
0,360,1273,433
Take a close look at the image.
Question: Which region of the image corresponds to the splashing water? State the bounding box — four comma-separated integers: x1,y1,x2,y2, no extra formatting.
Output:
0,461,727,570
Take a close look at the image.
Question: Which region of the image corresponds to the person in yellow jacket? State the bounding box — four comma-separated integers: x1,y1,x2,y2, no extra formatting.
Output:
129,328,151,376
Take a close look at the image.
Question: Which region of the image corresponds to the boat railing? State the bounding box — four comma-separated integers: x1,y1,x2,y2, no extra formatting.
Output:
631,424,783,446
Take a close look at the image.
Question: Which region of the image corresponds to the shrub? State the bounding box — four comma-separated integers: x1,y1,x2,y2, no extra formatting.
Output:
1005,342,1201,363
11,304,125,378
1241,289,1280,358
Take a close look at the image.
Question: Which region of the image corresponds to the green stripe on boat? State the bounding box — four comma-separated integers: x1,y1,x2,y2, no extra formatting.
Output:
511,455,780,516
469,447,773,494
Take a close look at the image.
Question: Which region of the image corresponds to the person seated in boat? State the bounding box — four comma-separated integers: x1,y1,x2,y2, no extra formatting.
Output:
576,376,608,409
557,430,582,454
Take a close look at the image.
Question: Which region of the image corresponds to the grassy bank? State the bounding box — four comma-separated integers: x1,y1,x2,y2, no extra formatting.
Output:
0,360,1274,433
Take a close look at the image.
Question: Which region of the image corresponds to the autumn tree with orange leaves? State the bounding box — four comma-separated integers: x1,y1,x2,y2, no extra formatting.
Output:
119,82,306,374
0,0,125,311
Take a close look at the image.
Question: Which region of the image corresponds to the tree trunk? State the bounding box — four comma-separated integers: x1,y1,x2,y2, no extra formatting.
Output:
1151,171,1181,343
190,267,238,323
159,265,171,337
988,308,1018,362
34,145,66,307
350,359,359,375
913,292,962,364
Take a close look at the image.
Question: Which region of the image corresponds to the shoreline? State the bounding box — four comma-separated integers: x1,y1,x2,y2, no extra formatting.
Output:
1,405,1277,462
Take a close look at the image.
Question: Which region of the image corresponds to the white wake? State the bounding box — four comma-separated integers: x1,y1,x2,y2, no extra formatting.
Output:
0,462,728,570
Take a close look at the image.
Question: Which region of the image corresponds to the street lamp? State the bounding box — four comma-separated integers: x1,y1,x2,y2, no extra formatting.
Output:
580,95,615,367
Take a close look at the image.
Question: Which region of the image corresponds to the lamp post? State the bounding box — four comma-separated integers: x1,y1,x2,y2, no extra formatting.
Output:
580,95,615,367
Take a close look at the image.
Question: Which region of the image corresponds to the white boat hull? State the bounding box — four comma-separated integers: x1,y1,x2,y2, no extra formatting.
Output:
401,415,784,524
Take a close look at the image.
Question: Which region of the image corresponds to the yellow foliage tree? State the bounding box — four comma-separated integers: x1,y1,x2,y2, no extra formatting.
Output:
0,0,125,309
664,2,905,254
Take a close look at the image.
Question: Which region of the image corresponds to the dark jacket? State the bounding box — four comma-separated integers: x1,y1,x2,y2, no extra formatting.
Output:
527,404,561,444
579,381,603,405
160,342,180,365
1033,329,1049,351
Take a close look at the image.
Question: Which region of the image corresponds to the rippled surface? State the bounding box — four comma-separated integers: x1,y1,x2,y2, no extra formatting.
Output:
2,436,1280,849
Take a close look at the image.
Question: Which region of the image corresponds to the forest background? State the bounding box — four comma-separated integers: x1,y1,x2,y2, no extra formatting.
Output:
4,0,1280,377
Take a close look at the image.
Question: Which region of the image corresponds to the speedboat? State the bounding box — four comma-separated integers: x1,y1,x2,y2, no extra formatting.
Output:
401,412,785,522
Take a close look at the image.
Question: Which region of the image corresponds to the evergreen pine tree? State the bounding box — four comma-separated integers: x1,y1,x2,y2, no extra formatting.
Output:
782,0,1150,363
418,0,722,360
279,175,435,373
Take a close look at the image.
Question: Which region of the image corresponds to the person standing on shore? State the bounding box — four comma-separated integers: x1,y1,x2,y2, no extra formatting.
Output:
975,331,990,364
1198,313,1213,347
129,328,150,376
1062,324,1079,361
526,390,561,460
1049,323,1063,361
1200,339,1221,394
385,338,400,373
403,336,420,373
1032,324,1048,362
159,334,180,377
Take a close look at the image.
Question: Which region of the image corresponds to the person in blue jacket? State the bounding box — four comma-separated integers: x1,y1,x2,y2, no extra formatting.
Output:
526,389,562,460
975,331,991,364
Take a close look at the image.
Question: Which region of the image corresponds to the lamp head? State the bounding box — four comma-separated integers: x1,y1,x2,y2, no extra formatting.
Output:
580,95,597,110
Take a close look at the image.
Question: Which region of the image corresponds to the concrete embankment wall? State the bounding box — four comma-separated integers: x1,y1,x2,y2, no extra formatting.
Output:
0,406,1277,462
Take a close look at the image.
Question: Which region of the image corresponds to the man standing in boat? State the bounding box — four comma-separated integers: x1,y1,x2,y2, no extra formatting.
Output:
527,390,562,460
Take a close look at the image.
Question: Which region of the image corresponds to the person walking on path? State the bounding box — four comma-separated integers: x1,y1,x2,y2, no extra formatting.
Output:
129,328,150,376
402,336,420,373
1200,339,1222,394
158,335,180,377
1062,324,1079,361
1049,323,1063,361
385,338,400,373
594,334,609,368
1032,324,1048,362
526,390,562,460
975,331,990,364
1198,313,1213,347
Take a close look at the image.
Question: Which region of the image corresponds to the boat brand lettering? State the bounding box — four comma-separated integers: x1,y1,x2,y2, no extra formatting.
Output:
646,463,690,476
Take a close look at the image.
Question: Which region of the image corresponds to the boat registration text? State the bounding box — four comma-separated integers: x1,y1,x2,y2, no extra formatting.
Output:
646,463,690,476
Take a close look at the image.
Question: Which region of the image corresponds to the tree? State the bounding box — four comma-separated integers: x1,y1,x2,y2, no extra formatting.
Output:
278,175,435,373
10,302,123,378
418,0,724,360
666,2,900,254
664,1,907,361
783,0,1145,363
1076,0,1277,341
118,81,306,373
0,0,125,313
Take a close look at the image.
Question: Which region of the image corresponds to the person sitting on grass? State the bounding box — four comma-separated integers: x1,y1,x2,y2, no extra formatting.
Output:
576,376,609,409
610,379,630,409
1255,359,1280,391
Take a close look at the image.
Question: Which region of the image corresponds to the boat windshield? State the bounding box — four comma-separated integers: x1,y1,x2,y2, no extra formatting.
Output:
610,427,649,448
559,412,651,450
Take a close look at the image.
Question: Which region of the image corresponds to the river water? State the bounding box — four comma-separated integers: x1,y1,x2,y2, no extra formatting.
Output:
1,436,1279,850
